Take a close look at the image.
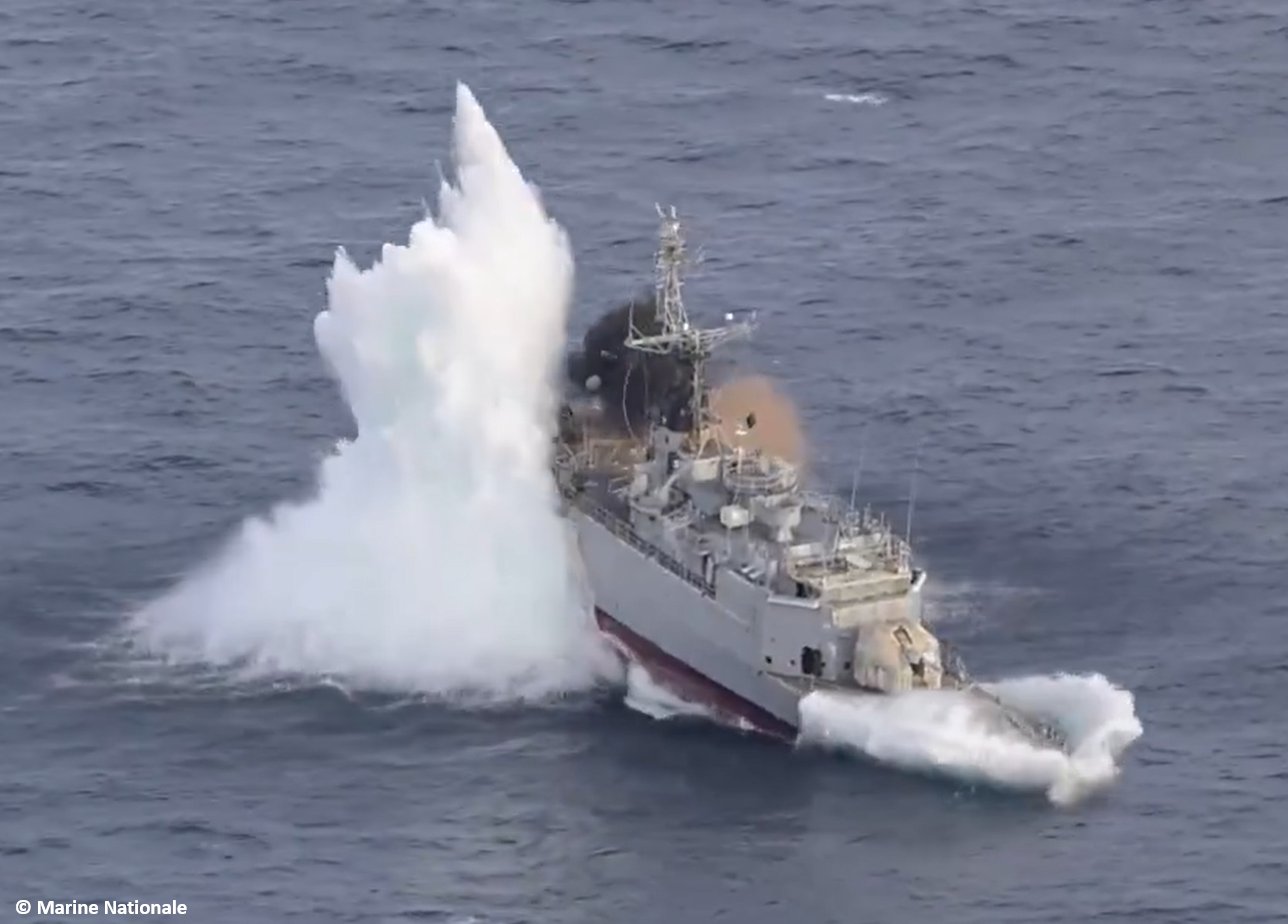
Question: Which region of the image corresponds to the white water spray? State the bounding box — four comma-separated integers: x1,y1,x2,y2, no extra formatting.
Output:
798,673,1142,806
132,84,612,701
622,662,716,723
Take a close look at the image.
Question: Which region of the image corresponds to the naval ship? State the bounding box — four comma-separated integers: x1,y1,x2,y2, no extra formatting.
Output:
555,207,1063,749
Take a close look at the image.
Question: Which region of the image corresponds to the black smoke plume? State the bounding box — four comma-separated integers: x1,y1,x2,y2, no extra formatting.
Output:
564,293,694,434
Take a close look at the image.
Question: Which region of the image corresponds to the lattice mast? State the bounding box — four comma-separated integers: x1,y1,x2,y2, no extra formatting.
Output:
625,205,753,434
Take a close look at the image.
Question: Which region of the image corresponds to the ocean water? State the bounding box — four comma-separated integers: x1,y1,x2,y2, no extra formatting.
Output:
3,1,1286,921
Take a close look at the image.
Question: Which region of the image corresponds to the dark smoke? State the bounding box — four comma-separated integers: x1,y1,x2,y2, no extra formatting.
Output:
564,293,695,434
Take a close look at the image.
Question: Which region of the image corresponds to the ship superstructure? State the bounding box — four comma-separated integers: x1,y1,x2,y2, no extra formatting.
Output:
555,208,1061,746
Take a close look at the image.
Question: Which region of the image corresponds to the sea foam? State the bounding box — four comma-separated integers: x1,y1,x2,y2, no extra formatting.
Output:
798,672,1142,806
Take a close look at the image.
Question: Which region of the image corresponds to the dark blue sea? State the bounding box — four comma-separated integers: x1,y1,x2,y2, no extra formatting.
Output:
4,0,1286,921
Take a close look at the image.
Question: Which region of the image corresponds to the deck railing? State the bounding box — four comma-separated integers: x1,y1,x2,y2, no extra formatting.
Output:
562,485,715,597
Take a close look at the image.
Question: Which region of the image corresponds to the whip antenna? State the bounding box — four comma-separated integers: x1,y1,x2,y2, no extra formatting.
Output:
905,437,924,550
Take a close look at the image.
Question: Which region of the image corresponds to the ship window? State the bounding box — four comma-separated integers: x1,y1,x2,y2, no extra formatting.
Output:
800,647,822,677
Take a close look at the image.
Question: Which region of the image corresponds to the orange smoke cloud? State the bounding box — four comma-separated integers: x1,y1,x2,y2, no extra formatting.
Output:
710,374,807,468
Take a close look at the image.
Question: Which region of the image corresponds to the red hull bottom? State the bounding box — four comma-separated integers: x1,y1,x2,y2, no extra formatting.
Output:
595,608,798,742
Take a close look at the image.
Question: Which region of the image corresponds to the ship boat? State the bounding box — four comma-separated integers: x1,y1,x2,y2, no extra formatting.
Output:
554,207,1064,750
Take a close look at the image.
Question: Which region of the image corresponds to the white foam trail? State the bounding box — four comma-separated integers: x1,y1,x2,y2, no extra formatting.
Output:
622,662,717,723
798,673,1142,806
823,92,888,106
131,84,613,702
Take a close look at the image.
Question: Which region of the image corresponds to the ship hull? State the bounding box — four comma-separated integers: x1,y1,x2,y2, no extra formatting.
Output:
569,503,1066,752
569,504,807,738
595,608,798,741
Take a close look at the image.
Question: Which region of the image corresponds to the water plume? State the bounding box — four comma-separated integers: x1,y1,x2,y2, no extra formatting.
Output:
131,84,612,702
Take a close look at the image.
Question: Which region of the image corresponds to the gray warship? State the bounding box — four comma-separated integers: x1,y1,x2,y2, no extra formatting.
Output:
555,207,1063,749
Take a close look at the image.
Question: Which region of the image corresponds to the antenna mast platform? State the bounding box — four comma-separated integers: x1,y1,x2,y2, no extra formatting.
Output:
624,205,754,431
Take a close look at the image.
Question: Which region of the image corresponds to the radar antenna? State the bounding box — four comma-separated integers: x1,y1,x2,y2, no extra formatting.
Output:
625,205,755,433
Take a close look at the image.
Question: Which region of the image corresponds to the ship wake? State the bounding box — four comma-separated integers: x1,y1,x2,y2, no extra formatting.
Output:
129,84,612,703
797,673,1142,806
